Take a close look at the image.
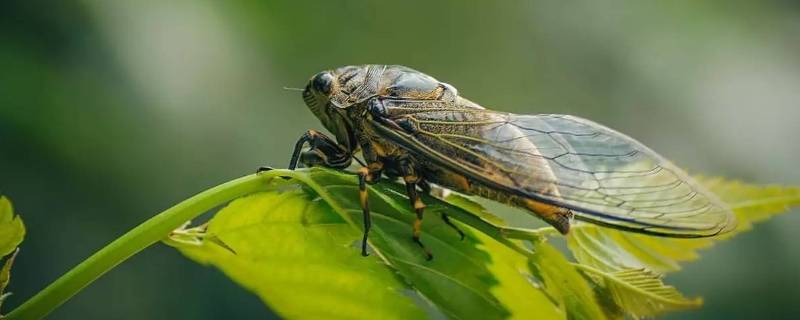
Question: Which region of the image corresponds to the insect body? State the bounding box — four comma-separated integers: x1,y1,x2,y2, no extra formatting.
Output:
288,65,736,260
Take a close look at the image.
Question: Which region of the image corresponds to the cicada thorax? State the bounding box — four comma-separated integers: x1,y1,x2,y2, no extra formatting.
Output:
342,66,460,158
327,65,459,108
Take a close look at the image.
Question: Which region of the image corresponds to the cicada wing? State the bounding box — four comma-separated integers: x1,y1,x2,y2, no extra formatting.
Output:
370,107,736,237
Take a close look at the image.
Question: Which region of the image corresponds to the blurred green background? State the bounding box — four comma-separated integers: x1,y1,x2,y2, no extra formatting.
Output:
2,1,799,319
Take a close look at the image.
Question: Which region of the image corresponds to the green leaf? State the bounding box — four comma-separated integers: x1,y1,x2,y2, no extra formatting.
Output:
172,186,426,319
576,265,701,319
444,193,603,319
698,176,800,233
567,177,800,273
0,196,25,316
563,177,800,318
168,168,796,319
0,197,25,257
171,168,564,320
529,242,608,320
1,249,20,314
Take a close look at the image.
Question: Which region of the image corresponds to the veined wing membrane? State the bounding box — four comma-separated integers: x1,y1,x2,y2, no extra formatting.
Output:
371,106,736,237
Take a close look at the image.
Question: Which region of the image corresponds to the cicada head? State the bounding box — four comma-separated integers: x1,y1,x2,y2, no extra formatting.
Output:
301,69,356,151
303,65,381,152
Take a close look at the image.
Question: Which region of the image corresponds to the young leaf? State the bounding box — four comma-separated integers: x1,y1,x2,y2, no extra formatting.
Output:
171,168,564,320
566,177,800,273
0,196,25,315
1,249,20,314
0,197,25,257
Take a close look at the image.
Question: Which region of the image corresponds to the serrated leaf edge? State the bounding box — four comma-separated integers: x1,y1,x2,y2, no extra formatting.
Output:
576,264,701,318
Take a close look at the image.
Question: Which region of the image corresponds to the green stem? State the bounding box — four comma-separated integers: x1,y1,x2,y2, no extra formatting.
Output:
6,174,272,320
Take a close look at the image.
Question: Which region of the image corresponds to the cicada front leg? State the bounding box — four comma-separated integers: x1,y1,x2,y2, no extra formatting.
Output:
281,129,352,171
258,130,351,174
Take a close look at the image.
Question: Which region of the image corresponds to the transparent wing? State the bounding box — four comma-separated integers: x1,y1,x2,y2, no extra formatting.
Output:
372,106,736,237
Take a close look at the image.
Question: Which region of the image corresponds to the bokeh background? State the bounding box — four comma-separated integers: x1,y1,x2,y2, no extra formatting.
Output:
2,1,799,319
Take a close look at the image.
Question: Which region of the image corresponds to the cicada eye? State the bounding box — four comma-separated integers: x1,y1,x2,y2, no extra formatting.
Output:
311,72,335,95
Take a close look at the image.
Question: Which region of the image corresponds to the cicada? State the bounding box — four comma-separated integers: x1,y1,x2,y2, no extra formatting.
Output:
283,64,736,260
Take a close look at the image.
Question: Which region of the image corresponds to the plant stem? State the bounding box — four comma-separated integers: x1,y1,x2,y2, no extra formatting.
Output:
5,174,272,320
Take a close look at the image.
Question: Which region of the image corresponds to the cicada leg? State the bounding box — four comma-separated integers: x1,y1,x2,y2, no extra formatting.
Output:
357,167,371,256
258,130,351,174
356,161,384,256
418,180,465,240
399,162,434,261
440,213,465,241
